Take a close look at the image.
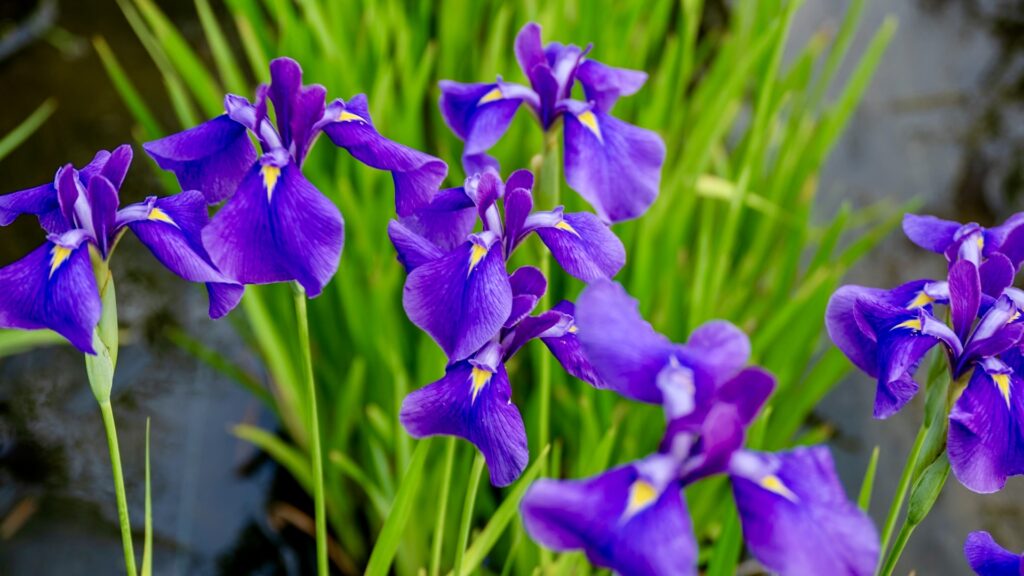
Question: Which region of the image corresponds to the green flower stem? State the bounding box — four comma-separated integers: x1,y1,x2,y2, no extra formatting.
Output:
293,283,329,576
453,453,485,576
99,399,137,576
876,421,926,572
430,437,457,576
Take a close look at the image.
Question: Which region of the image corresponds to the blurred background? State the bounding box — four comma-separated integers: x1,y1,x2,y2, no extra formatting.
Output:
0,0,1021,574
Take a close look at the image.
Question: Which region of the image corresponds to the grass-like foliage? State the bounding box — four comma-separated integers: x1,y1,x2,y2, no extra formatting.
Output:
93,0,902,572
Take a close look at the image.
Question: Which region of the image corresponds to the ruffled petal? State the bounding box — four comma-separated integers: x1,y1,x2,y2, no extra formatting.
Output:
964,532,1022,576
575,280,674,402
576,59,647,113
563,105,664,222
902,213,961,253
143,115,258,204
400,361,526,486
321,94,448,217
124,191,243,318
729,447,879,576
203,162,344,297
0,240,99,354
948,368,1024,493
534,211,625,281
402,234,512,360
521,457,697,576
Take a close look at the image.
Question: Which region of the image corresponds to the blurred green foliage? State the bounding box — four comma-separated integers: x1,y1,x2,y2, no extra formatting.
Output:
93,0,902,573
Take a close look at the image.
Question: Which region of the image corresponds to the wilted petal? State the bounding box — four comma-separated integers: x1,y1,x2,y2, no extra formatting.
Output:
203,161,344,297
322,94,448,217
902,213,961,253
964,531,1022,576
438,81,526,156
576,59,647,113
144,115,258,204
402,234,512,360
0,239,99,354
124,191,243,318
400,361,526,486
730,447,879,576
576,280,674,402
948,367,1024,493
534,211,625,281
521,456,697,576
563,104,664,222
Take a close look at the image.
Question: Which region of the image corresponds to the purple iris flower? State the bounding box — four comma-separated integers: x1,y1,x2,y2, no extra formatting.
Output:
392,168,625,362
964,531,1024,575
392,168,615,485
521,279,878,576
828,212,1024,493
143,57,447,297
439,23,665,223
0,145,242,354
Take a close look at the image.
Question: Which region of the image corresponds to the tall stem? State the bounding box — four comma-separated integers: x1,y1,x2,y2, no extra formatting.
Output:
453,453,485,576
536,130,561,458
293,284,328,576
99,400,137,576
430,437,457,576
876,421,926,570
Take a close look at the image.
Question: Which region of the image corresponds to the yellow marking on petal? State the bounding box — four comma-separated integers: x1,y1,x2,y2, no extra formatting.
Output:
907,291,935,310
625,480,657,515
49,245,72,277
262,165,282,200
577,110,601,139
1011,311,1021,323
554,220,580,237
337,110,365,123
759,474,798,500
993,373,1012,408
478,87,504,105
468,243,489,273
977,235,985,250
568,324,578,334
894,318,922,332
470,367,493,404
147,207,176,226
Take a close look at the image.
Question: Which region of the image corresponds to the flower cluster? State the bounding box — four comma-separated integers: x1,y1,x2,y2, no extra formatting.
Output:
827,213,1024,493
0,145,241,352
391,167,624,485
144,57,447,297
439,23,665,222
518,280,878,576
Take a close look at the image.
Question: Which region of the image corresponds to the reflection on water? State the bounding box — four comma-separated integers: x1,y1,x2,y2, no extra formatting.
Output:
0,0,1021,574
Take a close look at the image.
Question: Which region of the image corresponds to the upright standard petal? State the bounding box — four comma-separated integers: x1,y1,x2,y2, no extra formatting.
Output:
402,234,512,360
575,280,675,402
949,259,982,342
266,57,327,163
321,95,448,217
521,457,697,576
964,532,1023,576
0,240,99,354
563,105,664,222
124,191,243,318
400,361,526,486
730,447,879,576
203,161,344,297
534,211,626,282
948,368,1024,493
143,115,258,204
576,59,648,113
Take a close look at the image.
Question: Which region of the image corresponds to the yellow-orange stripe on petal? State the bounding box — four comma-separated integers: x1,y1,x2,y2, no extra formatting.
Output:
478,87,503,105
262,164,282,201
577,110,601,139
337,110,365,123
49,245,72,278
470,367,493,404
759,474,798,501
468,243,489,273
993,373,1012,408
147,207,177,227
625,479,658,515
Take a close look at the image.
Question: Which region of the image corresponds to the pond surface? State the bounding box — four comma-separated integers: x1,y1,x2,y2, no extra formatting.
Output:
0,0,1021,574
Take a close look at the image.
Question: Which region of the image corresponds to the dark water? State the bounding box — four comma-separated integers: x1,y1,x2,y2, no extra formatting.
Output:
0,1,1021,574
